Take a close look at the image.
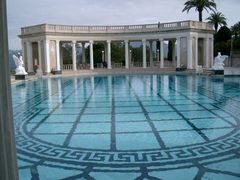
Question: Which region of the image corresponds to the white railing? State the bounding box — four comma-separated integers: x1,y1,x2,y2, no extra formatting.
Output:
113,63,123,68
133,62,143,67
63,64,73,70
21,20,213,35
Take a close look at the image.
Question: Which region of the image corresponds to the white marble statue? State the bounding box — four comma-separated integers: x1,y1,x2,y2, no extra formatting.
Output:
13,54,28,75
212,52,228,70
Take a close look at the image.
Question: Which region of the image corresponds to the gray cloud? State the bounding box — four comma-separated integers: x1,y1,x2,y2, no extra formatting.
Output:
7,0,239,49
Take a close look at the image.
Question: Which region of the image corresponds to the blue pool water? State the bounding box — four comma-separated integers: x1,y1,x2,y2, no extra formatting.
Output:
12,74,240,179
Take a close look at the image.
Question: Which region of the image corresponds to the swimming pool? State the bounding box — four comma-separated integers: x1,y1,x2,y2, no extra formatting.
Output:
12,74,240,179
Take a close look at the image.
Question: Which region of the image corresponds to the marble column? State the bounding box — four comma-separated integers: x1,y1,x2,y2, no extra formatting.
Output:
44,39,50,73
195,37,199,67
142,39,147,68
107,40,111,69
149,41,153,67
124,40,129,69
210,37,214,68
72,40,77,71
160,39,164,68
26,41,33,72
177,37,181,68
205,37,210,68
0,0,19,178
56,40,61,71
89,40,94,70
187,36,193,69
37,40,42,69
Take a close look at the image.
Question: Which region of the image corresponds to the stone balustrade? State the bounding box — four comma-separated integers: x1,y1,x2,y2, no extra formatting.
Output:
62,64,73,70
21,20,213,35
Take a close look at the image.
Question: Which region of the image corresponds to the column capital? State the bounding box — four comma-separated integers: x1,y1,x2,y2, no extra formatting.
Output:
124,39,129,43
142,39,146,43
107,40,111,43
72,40,76,44
56,40,60,43
159,38,163,41
89,40,93,44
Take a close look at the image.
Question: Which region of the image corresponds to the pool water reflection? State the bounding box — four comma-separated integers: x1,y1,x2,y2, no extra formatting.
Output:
12,74,240,179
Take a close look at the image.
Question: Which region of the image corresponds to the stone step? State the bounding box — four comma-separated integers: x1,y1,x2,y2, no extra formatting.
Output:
203,69,214,75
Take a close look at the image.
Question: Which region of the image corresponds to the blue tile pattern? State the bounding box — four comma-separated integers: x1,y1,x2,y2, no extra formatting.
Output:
12,75,240,179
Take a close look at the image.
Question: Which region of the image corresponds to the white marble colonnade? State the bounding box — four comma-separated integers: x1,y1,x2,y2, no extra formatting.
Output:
22,32,214,73
23,36,214,73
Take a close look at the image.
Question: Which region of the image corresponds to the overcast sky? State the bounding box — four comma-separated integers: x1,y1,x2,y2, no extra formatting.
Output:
7,0,239,50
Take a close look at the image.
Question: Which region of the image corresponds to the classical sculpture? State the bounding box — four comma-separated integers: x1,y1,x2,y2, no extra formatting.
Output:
13,54,28,75
212,52,228,70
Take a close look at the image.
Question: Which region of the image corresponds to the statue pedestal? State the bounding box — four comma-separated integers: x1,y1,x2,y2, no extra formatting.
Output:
176,67,186,71
51,69,62,75
15,74,27,80
212,70,224,75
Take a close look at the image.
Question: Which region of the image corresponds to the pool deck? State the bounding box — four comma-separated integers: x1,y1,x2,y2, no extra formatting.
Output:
11,67,196,84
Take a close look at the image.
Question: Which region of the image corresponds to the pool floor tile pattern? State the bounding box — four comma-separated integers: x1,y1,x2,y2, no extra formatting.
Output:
12,75,240,179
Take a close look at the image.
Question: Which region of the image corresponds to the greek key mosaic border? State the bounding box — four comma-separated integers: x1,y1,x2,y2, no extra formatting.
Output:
16,129,240,168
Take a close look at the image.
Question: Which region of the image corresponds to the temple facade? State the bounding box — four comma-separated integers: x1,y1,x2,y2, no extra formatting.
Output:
19,20,214,73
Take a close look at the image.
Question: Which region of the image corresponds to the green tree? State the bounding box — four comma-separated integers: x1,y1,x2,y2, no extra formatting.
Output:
111,42,124,64
214,41,231,56
167,41,173,60
85,42,125,66
231,21,240,38
214,26,231,56
61,43,72,64
231,22,240,49
93,43,104,64
85,43,104,65
206,11,227,32
182,0,216,22
131,47,142,63
215,26,231,42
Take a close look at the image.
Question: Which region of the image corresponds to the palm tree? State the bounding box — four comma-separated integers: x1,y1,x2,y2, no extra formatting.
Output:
231,22,240,38
206,11,227,32
182,0,217,22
